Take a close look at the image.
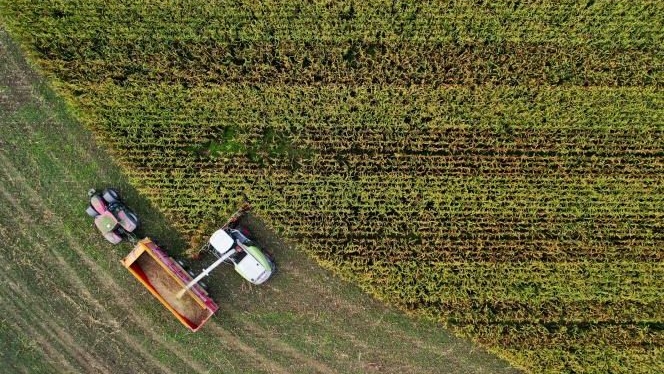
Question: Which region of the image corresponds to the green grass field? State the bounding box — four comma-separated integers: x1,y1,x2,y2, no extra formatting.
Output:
1,1,663,373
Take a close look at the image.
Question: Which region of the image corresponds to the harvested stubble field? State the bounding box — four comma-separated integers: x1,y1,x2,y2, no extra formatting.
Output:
1,1,663,373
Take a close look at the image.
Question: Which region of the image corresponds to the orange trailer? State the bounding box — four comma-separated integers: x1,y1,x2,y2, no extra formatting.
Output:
121,238,219,332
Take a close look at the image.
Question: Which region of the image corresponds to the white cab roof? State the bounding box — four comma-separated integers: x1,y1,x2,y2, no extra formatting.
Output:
209,229,234,253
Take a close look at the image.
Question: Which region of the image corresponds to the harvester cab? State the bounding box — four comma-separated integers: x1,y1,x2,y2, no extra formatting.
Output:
174,207,276,298
209,228,276,285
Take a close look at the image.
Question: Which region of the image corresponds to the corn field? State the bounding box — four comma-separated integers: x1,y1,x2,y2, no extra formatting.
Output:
1,1,662,372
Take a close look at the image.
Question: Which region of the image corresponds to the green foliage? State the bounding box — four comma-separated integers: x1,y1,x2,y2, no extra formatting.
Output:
1,1,663,373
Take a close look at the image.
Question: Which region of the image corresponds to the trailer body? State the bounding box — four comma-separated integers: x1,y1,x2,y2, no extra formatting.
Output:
121,238,218,331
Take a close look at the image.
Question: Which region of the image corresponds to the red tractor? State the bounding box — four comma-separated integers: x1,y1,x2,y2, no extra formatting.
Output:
86,188,139,244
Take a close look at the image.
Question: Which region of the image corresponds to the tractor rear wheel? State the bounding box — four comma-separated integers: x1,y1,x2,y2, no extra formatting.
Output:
125,211,139,231
86,205,99,217
102,188,120,203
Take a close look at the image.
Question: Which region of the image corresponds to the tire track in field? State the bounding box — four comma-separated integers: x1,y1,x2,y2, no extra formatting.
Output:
0,239,80,374
214,315,340,374
1,97,309,374
0,287,81,373
217,292,398,374
0,280,113,374
0,43,282,373
0,218,119,374
205,324,291,374
0,37,33,113
0,184,121,373
0,37,213,372
0,134,288,373
0,177,176,374
270,256,499,373
0,155,208,373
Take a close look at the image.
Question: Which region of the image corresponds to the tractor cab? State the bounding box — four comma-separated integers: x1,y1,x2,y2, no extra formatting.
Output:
87,188,139,244
209,228,275,285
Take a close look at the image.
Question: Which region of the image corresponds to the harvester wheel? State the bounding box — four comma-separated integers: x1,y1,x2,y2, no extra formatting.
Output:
86,205,99,217
102,188,120,203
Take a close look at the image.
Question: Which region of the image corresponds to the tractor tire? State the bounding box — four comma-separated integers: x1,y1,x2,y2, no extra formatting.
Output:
103,231,123,244
102,188,120,203
126,211,139,231
86,205,100,217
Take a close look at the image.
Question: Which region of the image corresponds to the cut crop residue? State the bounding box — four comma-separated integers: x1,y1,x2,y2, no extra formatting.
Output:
136,254,208,326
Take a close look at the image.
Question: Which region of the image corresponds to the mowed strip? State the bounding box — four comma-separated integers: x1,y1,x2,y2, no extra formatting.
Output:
0,37,188,373
0,161,176,374
0,35,274,374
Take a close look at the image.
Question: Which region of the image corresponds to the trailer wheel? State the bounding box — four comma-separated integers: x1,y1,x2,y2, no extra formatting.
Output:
102,188,120,203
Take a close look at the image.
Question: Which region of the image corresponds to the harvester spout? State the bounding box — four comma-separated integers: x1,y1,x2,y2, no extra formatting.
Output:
176,253,228,299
